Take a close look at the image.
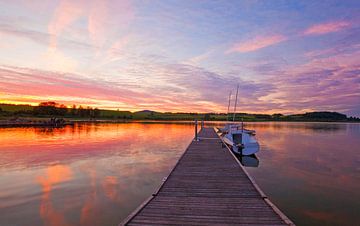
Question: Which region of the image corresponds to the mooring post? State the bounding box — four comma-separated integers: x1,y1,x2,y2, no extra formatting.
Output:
194,119,199,141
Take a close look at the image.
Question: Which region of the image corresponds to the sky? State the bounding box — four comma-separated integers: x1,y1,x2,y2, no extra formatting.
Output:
0,0,359,116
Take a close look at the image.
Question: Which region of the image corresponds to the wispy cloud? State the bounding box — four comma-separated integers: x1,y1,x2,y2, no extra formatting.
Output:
303,21,350,36
87,0,133,50
183,50,215,66
262,48,360,115
0,65,144,108
226,35,287,53
48,0,85,50
0,63,275,113
2,49,359,115
47,0,133,57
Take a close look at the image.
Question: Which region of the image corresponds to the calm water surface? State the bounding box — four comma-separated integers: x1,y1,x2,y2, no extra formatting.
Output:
0,122,359,226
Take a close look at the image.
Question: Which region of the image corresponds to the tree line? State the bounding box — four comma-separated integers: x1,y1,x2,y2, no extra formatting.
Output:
0,102,359,121
0,102,101,118
34,102,101,118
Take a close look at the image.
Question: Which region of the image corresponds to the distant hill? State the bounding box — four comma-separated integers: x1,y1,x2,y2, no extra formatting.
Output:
135,110,156,113
282,111,349,121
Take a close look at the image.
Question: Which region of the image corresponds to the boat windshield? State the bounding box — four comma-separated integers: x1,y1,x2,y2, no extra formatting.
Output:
233,133,242,144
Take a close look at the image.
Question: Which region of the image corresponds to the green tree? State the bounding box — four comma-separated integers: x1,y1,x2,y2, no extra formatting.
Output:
204,113,211,121
272,113,283,120
34,102,58,115
70,105,77,116
57,104,67,116
94,108,100,118
78,106,86,117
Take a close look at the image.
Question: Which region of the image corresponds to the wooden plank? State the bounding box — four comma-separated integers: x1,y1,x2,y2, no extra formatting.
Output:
121,127,294,225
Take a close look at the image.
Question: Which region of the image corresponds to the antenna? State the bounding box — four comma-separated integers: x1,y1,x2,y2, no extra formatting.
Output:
232,84,239,121
241,117,244,132
226,91,232,121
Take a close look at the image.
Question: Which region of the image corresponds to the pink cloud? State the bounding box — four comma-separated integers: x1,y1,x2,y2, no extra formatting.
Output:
88,0,133,50
263,48,360,115
48,0,133,52
0,66,146,107
0,63,270,113
48,0,85,49
226,35,287,53
303,21,350,36
0,65,227,112
1,51,359,115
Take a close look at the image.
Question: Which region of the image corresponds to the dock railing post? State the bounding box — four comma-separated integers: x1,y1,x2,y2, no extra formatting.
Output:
201,120,204,129
194,119,199,141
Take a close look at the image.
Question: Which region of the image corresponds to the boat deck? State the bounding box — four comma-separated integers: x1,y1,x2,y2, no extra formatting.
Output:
121,127,294,225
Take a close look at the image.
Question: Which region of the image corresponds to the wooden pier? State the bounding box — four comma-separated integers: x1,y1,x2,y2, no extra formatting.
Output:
121,127,294,225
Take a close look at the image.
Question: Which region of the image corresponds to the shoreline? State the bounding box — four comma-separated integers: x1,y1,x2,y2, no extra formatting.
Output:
0,118,359,128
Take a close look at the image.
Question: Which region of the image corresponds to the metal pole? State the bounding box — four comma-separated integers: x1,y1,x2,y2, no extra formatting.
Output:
227,91,232,121
232,84,239,121
194,119,198,141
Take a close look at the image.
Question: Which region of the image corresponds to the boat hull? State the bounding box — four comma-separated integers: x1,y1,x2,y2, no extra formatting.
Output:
219,126,260,156
239,154,259,167
232,143,259,155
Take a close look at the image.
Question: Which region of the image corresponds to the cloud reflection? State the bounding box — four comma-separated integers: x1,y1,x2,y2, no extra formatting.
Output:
37,165,73,226
102,176,120,202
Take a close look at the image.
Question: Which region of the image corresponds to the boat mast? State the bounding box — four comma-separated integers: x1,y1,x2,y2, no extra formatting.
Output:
226,91,232,122
232,84,239,122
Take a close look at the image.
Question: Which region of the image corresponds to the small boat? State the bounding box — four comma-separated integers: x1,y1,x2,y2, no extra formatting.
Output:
220,123,256,135
222,124,260,155
219,85,260,156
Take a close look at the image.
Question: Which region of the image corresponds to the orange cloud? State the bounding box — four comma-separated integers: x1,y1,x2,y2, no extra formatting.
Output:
303,21,350,36
226,35,286,53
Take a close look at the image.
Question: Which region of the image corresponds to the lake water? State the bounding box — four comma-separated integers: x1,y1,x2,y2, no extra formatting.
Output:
0,122,359,226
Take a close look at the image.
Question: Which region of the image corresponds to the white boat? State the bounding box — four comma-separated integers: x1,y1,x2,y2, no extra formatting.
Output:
219,85,260,156
222,124,260,155
220,123,256,135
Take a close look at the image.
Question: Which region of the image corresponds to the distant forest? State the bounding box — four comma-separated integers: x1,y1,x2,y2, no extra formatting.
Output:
0,102,359,122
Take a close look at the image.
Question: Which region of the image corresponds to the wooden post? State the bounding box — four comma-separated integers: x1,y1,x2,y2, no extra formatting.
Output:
194,119,199,141
201,120,204,129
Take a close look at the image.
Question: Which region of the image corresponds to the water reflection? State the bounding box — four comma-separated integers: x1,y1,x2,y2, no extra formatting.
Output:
0,123,194,226
37,165,73,226
242,122,360,226
0,123,193,169
237,154,259,167
0,122,359,226
79,168,99,226
207,121,347,133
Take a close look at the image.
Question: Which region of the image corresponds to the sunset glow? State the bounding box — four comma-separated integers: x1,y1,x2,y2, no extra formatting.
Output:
0,1,359,116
